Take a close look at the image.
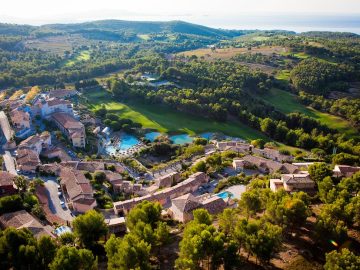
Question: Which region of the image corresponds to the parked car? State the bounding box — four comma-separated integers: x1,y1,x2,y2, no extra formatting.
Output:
60,200,66,208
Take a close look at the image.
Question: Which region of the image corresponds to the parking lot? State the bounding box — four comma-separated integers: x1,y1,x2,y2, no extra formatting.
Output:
43,177,74,222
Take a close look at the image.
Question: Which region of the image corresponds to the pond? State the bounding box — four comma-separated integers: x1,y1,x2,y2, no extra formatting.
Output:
169,134,193,145
144,132,161,142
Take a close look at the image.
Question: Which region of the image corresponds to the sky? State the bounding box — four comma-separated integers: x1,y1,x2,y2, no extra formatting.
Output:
0,0,360,29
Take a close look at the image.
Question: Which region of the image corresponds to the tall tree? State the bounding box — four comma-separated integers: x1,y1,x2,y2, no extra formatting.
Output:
72,210,108,249
49,246,97,270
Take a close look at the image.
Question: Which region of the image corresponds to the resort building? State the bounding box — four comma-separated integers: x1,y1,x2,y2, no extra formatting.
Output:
40,98,73,119
10,109,30,131
252,148,294,163
18,132,51,154
52,113,86,148
168,193,228,223
47,89,77,99
114,172,209,215
0,210,55,239
333,165,360,178
270,173,315,193
0,171,17,197
233,155,299,174
155,171,181,188
16,148,41,174
60,168,96,213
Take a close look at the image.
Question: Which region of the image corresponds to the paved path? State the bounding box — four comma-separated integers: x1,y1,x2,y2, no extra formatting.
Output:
43,178,73,222
3,151,17,175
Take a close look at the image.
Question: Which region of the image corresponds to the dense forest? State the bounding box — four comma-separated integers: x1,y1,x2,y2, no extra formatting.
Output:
1,20,360,160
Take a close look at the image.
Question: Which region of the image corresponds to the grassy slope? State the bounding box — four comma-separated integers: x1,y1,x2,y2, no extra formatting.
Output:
64,50,90,67
262,88,358,137
83,89,267,140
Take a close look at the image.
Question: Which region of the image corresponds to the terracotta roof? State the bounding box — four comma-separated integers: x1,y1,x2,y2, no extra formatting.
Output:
48,90,76,99
0,171,16,186
47,98,71,107
334,165,360,175
172,193,202,213
0,210,54,238
16,148,41,168
282,173,314,184
201,196,227,214
10,109,30,123
20,135,41,147
60,168,94,202
52,113,83,130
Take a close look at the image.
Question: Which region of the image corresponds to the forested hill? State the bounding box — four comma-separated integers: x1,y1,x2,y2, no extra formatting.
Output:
0,20,250,39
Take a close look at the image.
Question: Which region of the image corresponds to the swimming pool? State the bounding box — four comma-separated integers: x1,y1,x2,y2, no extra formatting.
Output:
119,134,139,150
104,133,140,154
217,191,234,200
145,132,161,142
169,134,194,145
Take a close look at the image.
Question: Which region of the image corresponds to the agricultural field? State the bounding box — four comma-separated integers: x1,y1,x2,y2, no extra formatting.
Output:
177,45,288,60
262,88,358,137
24,34,89,55
83,88,267,140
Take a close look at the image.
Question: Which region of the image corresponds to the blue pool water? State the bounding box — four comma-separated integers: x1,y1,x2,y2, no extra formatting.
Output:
105,133,139,154
145,132,161,142
169,134,193,145
200,132,214,140
119,134,139,150
217,191,234,200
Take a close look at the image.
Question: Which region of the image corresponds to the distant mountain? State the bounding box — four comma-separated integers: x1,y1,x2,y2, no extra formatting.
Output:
41,20,246,38
0,20,251,40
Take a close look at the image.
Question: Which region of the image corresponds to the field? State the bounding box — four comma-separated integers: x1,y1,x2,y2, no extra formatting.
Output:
177,46,288,60
64,50,91,67
24,34,89,55
83,88,267,140
262,88,358,137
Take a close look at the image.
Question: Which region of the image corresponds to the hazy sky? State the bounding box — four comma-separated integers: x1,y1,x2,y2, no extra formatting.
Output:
1,0,360,26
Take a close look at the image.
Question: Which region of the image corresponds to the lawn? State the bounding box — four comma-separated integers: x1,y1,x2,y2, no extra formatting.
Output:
64,50,91,67
83,89,267,141
262,88,358,137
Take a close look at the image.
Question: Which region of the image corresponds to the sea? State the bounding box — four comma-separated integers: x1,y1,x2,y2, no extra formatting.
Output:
188,14,360,34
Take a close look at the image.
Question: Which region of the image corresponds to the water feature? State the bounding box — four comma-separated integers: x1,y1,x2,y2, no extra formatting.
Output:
104,133,139,155
169,134,193,145
217,191,234,200
145,132,161,142
119,134,139,150
199,132,215,140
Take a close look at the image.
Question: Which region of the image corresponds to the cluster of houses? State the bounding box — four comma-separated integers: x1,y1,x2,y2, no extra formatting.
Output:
0,89,84,151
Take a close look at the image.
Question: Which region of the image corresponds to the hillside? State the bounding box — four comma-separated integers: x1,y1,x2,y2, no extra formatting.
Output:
0,20,249,40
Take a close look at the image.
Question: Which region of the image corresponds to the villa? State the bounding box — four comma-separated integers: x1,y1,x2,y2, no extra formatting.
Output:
270,173,315,193
18,132,51,154
60,168,97,213
52,112,86,148
16,148,41,174
252,148,294,163
0,210,55,239
155,171,181,188
0,171,17,197
40,98,73,119
114,172,209,215
47,89,77,99
10,109,31,131
233,155,299,174
333,165,360,178
168,193,227,223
